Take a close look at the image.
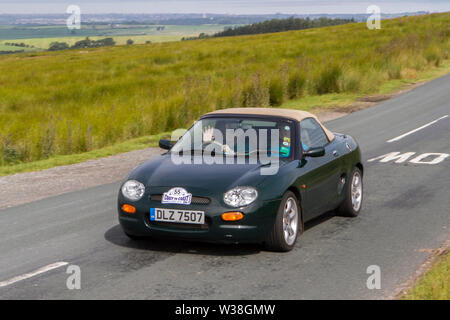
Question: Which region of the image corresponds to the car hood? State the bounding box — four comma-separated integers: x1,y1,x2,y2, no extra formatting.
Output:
127,153,285,194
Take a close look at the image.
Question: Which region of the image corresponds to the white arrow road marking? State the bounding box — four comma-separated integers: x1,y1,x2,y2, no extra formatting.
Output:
368,152,450,165
0,262,68,288
368,152,416,163
409,153,450,164
387,115,449,143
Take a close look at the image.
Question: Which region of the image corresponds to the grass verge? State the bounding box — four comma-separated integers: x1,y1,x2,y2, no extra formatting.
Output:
281,59,450,112
0,132,169,177
402,250,449,300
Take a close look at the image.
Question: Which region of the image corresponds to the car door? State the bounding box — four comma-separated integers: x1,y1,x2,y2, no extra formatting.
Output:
296,118,343,221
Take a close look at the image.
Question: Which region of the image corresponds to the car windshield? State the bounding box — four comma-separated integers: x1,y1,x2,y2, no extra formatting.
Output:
171,117,293,158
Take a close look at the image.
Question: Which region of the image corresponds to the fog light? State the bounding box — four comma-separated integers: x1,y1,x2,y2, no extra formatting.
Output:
222,212,244,221
122,204,136,214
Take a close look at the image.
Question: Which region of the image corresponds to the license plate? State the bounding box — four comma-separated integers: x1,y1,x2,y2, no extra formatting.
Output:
150,208,205,225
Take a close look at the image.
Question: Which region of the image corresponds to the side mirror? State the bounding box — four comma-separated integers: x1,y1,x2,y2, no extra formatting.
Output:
159,139,173,150
303,147,325,158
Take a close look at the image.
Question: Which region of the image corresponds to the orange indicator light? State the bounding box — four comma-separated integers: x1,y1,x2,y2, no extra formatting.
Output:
222,212,244,221
122,204,136,214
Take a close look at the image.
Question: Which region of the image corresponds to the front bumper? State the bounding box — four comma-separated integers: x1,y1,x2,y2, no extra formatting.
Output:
118,192,281,244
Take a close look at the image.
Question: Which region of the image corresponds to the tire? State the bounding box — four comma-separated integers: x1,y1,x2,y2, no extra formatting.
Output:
337,167,363,217
265,191,303,252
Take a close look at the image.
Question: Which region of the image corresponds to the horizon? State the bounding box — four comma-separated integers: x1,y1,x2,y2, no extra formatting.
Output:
0,11,438,16
0,1,449,15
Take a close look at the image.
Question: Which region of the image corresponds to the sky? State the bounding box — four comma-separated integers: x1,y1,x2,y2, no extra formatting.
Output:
0,0,449,15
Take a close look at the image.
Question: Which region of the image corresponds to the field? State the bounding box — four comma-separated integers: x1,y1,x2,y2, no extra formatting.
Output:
1,35,180,49
0,24,236,49
0,43,35,52
0,13,449,168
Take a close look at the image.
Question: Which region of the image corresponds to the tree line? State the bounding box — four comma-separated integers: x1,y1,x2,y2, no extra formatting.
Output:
182,17,354,40
48,37,117,51
3,42,34,48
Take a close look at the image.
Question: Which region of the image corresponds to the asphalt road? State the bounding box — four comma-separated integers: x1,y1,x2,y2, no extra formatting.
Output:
0,74,449,299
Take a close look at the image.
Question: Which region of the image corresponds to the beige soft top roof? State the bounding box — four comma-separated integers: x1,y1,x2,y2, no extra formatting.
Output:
205,107,335,141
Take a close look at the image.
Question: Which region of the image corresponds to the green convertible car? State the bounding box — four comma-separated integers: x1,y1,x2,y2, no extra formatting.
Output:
118,108,363,251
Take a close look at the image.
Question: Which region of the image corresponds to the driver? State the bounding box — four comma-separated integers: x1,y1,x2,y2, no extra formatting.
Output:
202,125,234,154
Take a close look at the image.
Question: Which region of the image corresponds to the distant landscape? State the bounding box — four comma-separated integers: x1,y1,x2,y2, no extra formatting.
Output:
182,17,355,40
0,11,430,52
0,24,236,51
0,12,427,25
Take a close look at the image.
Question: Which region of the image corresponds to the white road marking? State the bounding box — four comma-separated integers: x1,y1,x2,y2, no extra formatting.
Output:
368,152,416,163
409,153,450,165
0,261,68,288
368,152,450,165
387,115,449,143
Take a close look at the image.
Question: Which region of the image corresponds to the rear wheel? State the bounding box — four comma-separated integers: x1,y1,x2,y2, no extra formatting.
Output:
265,191,303,252
337,167,363,217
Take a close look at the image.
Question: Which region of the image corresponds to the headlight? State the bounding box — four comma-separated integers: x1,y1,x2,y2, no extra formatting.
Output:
121,180,145,201
224,187,258,207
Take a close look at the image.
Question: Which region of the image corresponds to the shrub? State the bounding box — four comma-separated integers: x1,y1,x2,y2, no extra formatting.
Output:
242,74,270,108
315,65,342,94
425,47,443,67
269,78,284,106
338,69,361,93
287,72,306,99
387,64,402,79
48,42,70,51
1,136,22,165
70,37,116,49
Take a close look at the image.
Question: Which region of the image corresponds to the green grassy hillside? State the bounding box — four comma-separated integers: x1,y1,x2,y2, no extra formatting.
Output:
0,13,449,167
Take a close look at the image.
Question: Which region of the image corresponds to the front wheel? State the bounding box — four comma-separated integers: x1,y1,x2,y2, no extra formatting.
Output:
337,167,363,217
265,191,303,252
